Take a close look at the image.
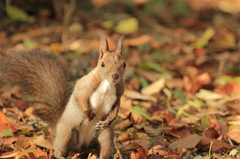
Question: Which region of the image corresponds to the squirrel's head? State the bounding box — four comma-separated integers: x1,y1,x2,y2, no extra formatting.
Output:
97,36,126,84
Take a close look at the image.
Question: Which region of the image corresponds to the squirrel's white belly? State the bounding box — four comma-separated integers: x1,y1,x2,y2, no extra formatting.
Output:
79,80,117,146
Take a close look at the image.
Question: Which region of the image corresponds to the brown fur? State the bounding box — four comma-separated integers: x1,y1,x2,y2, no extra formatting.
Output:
0,50,72,127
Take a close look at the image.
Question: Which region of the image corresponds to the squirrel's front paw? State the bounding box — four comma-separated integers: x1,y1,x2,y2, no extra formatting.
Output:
95,121,108,130
83,110,96,121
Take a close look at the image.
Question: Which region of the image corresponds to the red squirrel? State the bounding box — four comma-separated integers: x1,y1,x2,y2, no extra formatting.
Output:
0,36,126,158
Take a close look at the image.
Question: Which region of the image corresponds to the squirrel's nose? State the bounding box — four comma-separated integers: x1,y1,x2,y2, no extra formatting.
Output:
112,73,119,80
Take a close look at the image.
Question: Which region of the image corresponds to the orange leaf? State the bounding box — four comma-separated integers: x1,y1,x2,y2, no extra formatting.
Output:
131,147,147,159
0,112,17,132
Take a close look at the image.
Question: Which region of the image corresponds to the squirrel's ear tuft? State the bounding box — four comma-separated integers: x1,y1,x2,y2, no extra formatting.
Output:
99,35,109,59
116,35,124,55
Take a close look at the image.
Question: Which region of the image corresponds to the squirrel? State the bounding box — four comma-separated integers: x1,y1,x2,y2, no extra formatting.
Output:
0,36,126,158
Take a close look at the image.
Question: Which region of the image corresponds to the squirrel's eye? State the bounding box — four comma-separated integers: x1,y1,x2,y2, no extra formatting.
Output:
123,62,126,68
101,62,105,67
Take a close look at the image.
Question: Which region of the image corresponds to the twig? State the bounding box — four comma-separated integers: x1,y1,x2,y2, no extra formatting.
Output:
218,59,224,77
209,141,213,158
114,138,123,159
61,0,76,51
0,136,7,155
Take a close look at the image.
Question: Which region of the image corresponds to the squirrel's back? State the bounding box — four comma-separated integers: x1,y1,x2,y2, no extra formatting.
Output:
0,50,72,127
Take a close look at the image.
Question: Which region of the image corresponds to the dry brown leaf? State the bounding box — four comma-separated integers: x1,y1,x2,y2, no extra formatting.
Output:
152,110,175,123
169,126,190,139
134,125,161,137
131,147,148,159
196,137,232,151
168,134,202,150
124,90,157,103
216,83,240,96
148,136,168,156
165,78,184,90
203,127,219,139
3,135,25,145
116,132,138,142
15,137,31,149
124,35,152,47
114,113,134,131
147,154,162,159
134,135,149,151
11,99,29,111
185,66,198,80
33,135,53,149
24,107,35,118
226,129,240,143
191,72,211,95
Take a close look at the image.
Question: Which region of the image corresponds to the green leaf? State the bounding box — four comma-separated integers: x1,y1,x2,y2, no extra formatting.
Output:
201,115,209,129
139,61,173,77
23,39,38,49
0,129,14,137
172,90,186,99
6,6,35,23
148,133,161,144
102,20,114,29
173,0,189,16
139,76,149,88
16,147,36,159
114,17,138,34
167,107,177,115
186,98,207,108
17,128,30,135
130,106,151,119
215,75,240,85
191,28,215,48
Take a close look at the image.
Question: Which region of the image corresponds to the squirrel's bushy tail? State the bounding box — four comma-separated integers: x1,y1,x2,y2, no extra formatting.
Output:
0,50,72,127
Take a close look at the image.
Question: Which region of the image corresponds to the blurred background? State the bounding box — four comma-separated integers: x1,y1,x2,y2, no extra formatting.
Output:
1,0,240,158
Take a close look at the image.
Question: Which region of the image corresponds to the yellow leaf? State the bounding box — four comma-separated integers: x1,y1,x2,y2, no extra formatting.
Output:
141,78,165,96
16,146,36,159
114,18,138,34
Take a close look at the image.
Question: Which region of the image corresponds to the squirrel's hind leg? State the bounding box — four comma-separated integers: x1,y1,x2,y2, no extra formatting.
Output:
97,127,114,159
53,123,78,158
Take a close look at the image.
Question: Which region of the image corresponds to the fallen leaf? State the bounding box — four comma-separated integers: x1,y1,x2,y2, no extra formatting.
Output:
169,134,202,150
227,129,240,143
130,106,151,119
124,90,157,102
196,137,231,151
131,147,147,159
114,17,139,34
2,135,25,145
196,89,224,101
16,146,37,159
215,83,240,96
0,129,14,137
134,135,149,151
191,72,211,95
15,137,31,149
33,135,53,149
141,78,165,95
134,125,161,137
148,136,167,156
203,127,219,139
